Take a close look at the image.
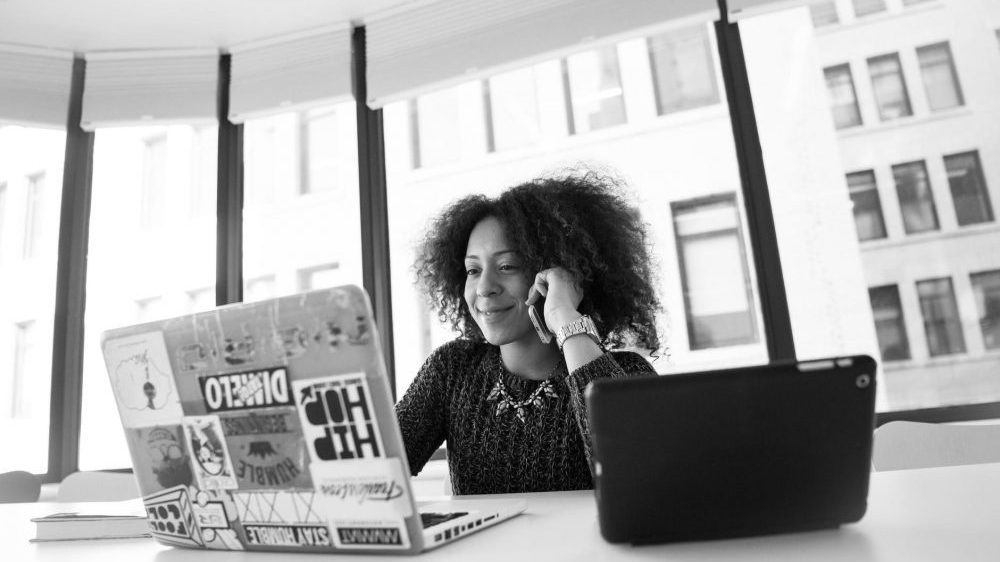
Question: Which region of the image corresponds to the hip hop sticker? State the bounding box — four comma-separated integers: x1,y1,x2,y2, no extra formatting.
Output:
293,373,384,463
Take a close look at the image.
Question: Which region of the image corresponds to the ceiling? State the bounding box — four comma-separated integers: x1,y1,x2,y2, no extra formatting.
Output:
0,0,418,53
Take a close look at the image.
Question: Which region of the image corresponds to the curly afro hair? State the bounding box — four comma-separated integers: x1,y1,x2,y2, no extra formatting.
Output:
413,169,662,352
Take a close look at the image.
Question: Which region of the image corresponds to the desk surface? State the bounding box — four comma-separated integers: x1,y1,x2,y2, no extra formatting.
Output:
5,462,1000,561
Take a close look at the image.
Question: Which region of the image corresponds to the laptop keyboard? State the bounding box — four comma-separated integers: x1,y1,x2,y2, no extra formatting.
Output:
420,511,468,529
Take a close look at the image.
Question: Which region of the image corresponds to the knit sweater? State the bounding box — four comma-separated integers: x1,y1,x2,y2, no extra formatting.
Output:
395,339,656,495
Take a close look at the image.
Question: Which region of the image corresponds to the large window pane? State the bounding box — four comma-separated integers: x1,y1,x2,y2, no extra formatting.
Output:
970,270,1000,350
893,161,939,234
487,66,547,152
384,21,763,398
853,0,887,18
243,102,362,304
917,277,966,357
824,64,862,129
80,125,218,470
917,42,964,111
741,2,1000,412
0,125,65,474
868,53,913,121
810,2,839,28
944,151,994,226
847,171,887,241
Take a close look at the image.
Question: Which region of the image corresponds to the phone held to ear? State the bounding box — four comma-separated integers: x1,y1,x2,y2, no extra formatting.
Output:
528,299,554,344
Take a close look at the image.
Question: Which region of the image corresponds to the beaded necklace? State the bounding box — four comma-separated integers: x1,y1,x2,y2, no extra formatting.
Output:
486,351,560,423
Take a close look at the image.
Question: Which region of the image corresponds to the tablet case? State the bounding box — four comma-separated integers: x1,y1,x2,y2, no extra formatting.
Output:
586,355,877,544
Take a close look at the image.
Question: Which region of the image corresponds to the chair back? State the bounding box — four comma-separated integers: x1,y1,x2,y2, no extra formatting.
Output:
0,470,41,503
872,420,1000,471
56,470,141,502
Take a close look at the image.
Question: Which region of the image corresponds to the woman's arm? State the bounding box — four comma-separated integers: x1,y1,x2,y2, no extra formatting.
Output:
563,351,657,467
394,346,452,476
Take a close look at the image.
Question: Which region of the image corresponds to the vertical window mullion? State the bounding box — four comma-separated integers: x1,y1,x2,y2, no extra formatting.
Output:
216,53,244,306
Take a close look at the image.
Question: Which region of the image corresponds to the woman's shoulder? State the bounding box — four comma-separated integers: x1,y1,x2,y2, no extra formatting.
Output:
606,350,658,374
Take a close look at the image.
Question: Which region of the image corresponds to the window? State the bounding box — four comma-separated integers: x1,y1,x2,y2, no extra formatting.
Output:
824,64,862,129
300,107,339,194
970,270,1000,350
487,66,546,152
846,171,887,240
917,277,966,356
565,45,628,134
413,83,488,168
672,195,759,350
809,2,839,27
648,25,720,115
140,135,168,227
190,126,217,217
893,161,939,234
187,287,215,313
245,275,276,303
917,42,964,111
0,181,6,255
11,321,37,418
244,122,277,207
852,0,887,17
868,53,913,121
22,172,45,259
944,151,994,226
902,0,932,6
135,296,166,323
298,263,341,292
869,285,911,361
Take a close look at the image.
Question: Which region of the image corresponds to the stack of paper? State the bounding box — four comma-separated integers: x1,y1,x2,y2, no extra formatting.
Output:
30,500,151,542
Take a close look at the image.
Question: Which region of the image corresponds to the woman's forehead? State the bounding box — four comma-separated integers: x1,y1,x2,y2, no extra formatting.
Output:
465,216,514,257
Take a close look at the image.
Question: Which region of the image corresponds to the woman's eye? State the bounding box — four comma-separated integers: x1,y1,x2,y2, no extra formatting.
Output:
499,263,519,272
465,267,479,276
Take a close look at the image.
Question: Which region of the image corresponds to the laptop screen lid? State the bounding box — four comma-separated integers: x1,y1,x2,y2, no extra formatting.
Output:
101,285,522,554
585,355,877,544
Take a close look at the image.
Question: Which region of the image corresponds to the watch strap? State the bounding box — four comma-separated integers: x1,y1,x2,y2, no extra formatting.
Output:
555,315,600,350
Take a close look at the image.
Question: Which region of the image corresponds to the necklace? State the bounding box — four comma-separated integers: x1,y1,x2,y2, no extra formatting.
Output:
486,351,560,423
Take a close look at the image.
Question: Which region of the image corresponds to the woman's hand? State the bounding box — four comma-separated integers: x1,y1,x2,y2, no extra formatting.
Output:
525,267,584,332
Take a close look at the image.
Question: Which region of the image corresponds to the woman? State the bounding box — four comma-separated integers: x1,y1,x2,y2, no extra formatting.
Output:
396,171,662,494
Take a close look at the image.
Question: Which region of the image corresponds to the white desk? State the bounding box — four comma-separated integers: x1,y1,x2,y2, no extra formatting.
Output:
5,462,999,561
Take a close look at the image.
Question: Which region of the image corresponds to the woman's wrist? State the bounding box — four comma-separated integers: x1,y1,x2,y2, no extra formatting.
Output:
547,306,583,331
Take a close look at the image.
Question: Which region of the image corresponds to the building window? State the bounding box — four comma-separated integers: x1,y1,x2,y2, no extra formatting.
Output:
140,135,168,227
244,123,276,207
892,161,939,234
487,67,544,152
809,2,839,27
299,107,339,194
672,194,759,350
917,42,964,111
868,53,913,121
648,25,719,115
298,263,340,292
135,296,166,324
869,285,911,361
190,126,216,217
565,45,627,134
0,181,7,255
22,172,45,259
245,275,276,304
824,64,863,129
971,270,1000,350
12,321,37,418
917,277,967,356
852,0,887,17
413,85,466,168
187,287,215,313
846,171,887,240
944,151,994,226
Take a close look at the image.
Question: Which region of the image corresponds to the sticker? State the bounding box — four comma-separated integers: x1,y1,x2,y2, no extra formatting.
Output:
192,489,244,550
222,334,256,365
275,326,310,358
331,519,410,550
199,367,292,413
144,485,203,547
177,343,215,373
232,491,332,551
127,425,193,494
103,331,184,427
293,373,384,462
182,416,238,490
311,458,413,518
221,408,312,490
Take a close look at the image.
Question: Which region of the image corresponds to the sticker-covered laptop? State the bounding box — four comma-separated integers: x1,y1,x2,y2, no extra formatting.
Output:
101,284,525,554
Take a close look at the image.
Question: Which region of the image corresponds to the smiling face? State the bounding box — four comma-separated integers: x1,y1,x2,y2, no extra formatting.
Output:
463,216,535,346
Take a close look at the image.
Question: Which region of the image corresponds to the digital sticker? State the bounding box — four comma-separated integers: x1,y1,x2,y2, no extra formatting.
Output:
182,415,238,490
198,366,292,413
293,373,384,463
311,458,413,519
127,425,193,495
144,485,204,548
221,408,312,490
231,491,333,551
103,331,184,427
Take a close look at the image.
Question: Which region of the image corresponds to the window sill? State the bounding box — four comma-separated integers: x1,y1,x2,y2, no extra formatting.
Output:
859,221,1000,251
836,106,974,139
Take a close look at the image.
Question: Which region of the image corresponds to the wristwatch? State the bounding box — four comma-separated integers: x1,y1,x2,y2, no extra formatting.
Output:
556,315,601,350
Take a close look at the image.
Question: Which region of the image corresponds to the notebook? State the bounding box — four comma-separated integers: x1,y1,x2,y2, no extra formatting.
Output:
100,285,525,554
585,355,877,544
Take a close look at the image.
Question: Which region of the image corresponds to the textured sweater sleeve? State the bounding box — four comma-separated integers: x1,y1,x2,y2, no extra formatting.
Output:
564,351,656,467
394,343,453,476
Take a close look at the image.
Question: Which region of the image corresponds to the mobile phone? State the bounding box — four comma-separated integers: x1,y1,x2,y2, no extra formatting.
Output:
528,299,554,344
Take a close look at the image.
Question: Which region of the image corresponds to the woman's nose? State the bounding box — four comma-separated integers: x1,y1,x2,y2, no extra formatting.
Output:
476,269,501,297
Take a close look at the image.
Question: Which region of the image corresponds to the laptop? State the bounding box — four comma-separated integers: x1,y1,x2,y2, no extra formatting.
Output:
100,284,525,554
586,355,877,544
